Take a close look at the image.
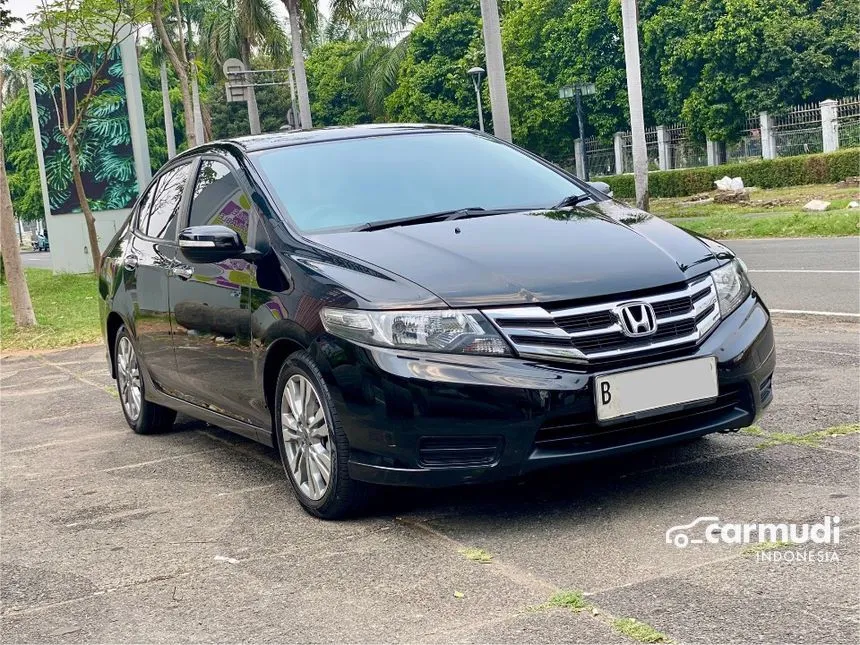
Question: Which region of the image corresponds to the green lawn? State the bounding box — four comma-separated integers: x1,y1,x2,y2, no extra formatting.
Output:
1,268,102,352
647,183,860,239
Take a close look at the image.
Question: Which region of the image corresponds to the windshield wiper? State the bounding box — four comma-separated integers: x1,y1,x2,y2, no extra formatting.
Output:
552,194,592,209
355,206,528,232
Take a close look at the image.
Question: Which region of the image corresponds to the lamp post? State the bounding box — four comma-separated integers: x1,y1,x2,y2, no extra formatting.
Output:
559,82,596,180
468,66,485,133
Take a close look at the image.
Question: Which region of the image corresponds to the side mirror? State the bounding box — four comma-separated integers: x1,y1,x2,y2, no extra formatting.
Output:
178,225,247,264
587,181,613,198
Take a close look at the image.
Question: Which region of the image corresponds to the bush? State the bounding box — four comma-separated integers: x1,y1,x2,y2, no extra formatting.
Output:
592,149,860,198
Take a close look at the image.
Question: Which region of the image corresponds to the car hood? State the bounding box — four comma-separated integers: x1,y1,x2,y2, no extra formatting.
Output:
307,201,724,308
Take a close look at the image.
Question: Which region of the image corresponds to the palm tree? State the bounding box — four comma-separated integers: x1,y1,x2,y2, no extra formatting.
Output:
201,0,290,134
348,0,427,118
280,0,318,129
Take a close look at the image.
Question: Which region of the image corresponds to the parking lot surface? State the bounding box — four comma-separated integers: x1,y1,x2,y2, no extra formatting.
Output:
1,314,857,643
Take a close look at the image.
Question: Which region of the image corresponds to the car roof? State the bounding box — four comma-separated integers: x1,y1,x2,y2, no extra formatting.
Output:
199,123,475,154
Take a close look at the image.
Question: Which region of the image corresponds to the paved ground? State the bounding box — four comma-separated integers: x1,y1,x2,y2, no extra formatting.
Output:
20,251,53,270
1,314,858,643
726,238,859,315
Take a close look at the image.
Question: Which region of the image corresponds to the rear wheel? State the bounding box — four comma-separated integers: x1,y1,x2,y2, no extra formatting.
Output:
274,351,366,519
115,326,176,434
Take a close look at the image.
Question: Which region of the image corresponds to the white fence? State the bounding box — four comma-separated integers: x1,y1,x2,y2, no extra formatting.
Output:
576,96,859,178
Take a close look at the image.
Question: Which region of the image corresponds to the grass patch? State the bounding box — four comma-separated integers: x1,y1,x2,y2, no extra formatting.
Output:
671,210,859,239
741,423,860,449
612,617,671,643
645,182,860,239
459,547,493,564
544,590,589,611
742,540,793,555
1,268,101,352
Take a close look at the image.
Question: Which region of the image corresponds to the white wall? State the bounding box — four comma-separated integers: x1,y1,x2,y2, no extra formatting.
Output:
44,209,131,273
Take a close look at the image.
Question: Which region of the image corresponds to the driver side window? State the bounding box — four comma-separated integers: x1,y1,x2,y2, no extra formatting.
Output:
188,159,251,244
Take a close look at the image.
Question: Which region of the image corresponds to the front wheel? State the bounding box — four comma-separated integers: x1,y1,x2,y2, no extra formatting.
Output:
115,326,176,434
274,351,366,519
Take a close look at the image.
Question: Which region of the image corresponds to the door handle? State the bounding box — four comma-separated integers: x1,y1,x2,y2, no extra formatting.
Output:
170,265,194,280
123,254,139,271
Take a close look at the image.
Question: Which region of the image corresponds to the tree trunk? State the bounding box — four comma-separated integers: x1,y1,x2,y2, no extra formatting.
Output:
620,0,649,211
241,37,261,135
283,0,312,129
152,1,196,147
0,134,37,327
66,137,102,274
478,0,512,142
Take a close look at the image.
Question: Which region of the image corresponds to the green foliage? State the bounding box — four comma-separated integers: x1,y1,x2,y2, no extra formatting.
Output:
641,0,859,141
1,91,45,222
306,41,374,126
596,149,860,198
385,0,484,128
503,0,629,160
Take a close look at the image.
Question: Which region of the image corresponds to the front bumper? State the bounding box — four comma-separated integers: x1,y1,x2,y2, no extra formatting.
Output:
312,293,775,487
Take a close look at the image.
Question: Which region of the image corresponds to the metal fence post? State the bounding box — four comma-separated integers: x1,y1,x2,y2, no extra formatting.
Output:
574,138,586,179
760,111,776,159
656,125,670,170
820,99,839,153
613,132,624,175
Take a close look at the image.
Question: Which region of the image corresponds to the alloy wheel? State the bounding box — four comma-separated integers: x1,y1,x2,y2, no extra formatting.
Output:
117,336,142,422
281,374,332,501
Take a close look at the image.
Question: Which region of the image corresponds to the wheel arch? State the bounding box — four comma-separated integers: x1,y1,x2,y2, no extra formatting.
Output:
105,311,128,379
262,337,308,422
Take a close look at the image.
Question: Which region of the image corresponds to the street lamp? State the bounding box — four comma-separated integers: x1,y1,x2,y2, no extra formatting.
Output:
559,82,596,180
468,66,485,132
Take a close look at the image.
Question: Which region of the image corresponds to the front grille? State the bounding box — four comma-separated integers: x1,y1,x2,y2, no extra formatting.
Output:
483,275,720,364
533,385,750,452
418,436,503,467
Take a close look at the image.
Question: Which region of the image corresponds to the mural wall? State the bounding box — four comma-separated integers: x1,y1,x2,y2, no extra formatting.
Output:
32,47,137,215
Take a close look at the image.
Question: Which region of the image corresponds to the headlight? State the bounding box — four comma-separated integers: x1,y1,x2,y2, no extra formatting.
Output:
711,259,751,317
321,308,512,356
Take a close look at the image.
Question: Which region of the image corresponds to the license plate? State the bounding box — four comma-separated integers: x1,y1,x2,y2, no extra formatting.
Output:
594,357,718,422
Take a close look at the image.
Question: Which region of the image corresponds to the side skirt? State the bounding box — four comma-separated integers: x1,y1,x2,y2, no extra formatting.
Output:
146,383,274,448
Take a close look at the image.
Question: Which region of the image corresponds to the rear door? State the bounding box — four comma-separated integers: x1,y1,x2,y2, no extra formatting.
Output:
124,161,193,393
168,153,261,425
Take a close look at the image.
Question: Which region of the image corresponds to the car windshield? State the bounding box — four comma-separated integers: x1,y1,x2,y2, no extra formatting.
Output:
253,131,587,233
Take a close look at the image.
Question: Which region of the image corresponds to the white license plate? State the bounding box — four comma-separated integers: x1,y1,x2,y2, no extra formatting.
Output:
594,357,718,422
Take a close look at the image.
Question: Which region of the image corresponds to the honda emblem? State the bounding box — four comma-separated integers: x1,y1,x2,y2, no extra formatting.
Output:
616,302,657,337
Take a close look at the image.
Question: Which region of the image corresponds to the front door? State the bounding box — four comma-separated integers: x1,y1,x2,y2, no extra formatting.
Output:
168,155,260,425
124,161,192,394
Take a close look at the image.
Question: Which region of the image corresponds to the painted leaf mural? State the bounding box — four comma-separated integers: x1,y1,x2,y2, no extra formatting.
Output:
33,47,137,215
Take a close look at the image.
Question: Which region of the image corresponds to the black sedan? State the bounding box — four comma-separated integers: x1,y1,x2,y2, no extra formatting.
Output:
99,125,775,518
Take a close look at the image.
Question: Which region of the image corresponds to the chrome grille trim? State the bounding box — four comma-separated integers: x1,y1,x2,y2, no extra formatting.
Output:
484,276,720,363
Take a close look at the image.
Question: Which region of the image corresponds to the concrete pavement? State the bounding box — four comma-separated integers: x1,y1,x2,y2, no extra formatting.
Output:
1,316,858,643
727,238,859,315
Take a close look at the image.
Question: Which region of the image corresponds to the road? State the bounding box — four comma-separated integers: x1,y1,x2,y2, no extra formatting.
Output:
726,237,859,316
19,250,52,269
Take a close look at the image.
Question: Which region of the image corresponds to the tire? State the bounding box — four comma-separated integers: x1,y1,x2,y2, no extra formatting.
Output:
274,350,367,519
114,325,176,434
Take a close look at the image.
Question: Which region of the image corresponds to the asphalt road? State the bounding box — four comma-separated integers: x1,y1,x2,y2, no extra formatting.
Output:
726,237,859,316
19,250,53,269
1,316,858,643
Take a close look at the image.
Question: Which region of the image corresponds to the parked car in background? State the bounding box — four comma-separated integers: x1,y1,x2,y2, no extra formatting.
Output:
98,125,775,519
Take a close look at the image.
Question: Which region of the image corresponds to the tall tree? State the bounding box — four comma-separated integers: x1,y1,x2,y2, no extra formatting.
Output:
0,57,37,328
346,0,427,118
26,0,147,274
280,0,316,129
201,0,290,135
152,0,197,146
